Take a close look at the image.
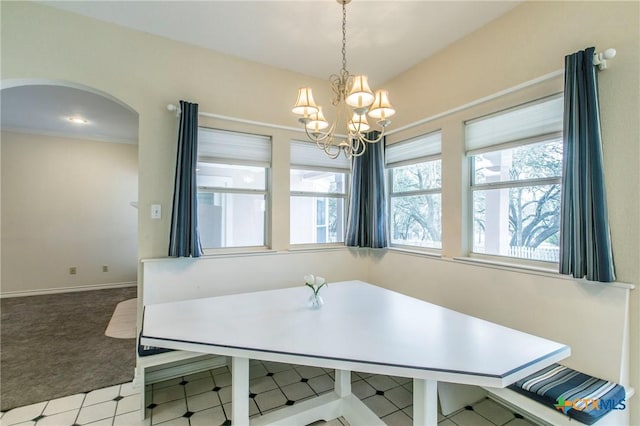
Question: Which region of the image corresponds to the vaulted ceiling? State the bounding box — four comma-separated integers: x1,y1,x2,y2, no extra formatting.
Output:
2,1,522,142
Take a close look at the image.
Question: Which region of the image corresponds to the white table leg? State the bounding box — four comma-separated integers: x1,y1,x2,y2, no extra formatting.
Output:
413,379,438,426
334,370,351,397
232,357,250,426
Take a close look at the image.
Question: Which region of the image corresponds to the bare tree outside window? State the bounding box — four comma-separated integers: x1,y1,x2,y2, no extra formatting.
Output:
390,161,442,248
472,140,562,262
386,131,442,250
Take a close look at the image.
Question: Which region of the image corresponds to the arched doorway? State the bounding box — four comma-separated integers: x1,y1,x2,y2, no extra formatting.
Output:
1,79,140,410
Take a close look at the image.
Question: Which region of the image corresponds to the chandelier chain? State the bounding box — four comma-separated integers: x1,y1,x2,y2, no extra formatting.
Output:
341,1,348,78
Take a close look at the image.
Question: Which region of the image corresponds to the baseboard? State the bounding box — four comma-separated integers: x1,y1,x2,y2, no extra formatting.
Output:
0,281,137,298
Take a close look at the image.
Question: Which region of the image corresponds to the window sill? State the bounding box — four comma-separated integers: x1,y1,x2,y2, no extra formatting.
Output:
452,256,635,290
288,244,349,252
454,255,556,273
200,247,276,258
387,246,442,259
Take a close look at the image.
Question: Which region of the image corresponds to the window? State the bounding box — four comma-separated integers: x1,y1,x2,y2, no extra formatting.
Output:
290,141,350,245
466,94,563,262
386,131,442,249
197,128,270,249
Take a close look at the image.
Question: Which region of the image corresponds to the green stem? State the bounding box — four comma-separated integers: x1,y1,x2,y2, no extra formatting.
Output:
305,282,327,296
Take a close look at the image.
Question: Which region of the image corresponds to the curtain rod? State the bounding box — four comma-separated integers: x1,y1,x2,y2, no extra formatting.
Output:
166,104,304,133
166,104,349,138
167,48,616,138
387,48,616,137
386,69,564,136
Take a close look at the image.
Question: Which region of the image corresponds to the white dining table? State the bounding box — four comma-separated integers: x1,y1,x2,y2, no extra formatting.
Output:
141,280,570,426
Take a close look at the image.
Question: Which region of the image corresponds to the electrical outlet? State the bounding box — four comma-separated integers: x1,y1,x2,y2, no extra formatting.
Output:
102,265,109,273
69,267,77,275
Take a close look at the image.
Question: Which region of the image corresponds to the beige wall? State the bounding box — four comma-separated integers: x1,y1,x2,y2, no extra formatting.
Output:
383,2,639,422
0,1,332,260
1,131,138,294
2,0,639,421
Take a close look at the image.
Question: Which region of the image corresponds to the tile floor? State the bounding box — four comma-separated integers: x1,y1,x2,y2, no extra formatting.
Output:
1,360,539,426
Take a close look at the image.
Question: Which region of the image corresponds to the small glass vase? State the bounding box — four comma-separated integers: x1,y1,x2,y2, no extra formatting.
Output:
308,293,324,309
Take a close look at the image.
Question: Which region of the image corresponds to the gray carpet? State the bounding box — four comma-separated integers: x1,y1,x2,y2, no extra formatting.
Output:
1,287,137,411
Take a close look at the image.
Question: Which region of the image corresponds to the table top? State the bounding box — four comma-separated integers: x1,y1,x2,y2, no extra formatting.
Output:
141,280,570,387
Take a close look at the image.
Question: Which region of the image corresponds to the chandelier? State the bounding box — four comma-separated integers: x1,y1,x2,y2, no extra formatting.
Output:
291,0,396,159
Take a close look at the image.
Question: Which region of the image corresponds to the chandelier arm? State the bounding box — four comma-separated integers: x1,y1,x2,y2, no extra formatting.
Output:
305,129,329,143
351,148,367,158
341,146,353,160
318,136,336,152
358,130,385,144
322,142,343,159
350,134,362,152
349,137,367,157
329,74,344,106
304,120,337,144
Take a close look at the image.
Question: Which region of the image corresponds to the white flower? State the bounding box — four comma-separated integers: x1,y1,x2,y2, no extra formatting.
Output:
304,274,327,295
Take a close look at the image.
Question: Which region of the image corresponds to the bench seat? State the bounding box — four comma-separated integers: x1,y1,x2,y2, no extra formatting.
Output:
484,364,634,426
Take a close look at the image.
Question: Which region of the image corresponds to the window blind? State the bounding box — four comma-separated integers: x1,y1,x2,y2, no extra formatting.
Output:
290,140,351,171
198,127,271,167
386,131,441,167
465,94,563,154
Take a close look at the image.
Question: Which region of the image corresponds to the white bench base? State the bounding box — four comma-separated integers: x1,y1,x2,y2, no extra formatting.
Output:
135,351,227,419
483,386,635,426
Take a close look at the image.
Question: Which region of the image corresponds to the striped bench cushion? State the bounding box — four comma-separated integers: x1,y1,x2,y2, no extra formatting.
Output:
137,332,174,357
508,364,626,425
137,343,174,357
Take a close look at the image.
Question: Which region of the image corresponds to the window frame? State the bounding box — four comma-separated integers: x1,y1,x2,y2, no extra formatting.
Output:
465,93,564,265
289,165,350,247
196,127,272,252
386,131,443,251
289,139,351,247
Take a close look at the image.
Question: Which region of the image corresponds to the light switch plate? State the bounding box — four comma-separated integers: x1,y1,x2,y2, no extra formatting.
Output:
151,204,161,219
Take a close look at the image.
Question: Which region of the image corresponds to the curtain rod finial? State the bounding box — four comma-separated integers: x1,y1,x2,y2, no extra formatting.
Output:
167,104,181,116
593,48,616,70
602,48,616,60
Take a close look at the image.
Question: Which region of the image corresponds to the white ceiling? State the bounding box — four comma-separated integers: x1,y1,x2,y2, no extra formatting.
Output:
42,0,521,85
2,1,522,143
1,85,139,144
